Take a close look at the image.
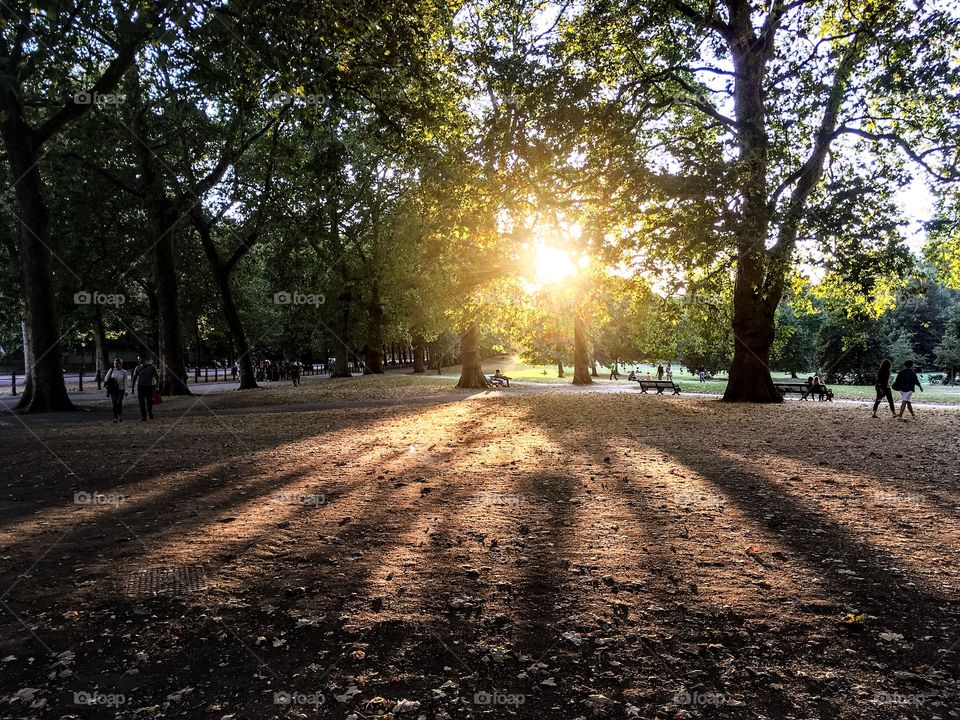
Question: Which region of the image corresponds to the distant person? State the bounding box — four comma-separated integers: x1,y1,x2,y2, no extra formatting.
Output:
627,370,637,381
892,360,923,421
492,368,511,387
645,371,653,380
666,362,673,381
657,364,664,380
609,360,620,380
231,361,238,381
697,366,706,383
811,375,827,401
291,360,302,386
104,358,129,423
872,359,896,418
130,356,159,421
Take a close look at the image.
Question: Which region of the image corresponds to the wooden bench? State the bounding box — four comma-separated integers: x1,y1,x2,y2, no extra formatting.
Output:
484,374,511,387
774,381,833,401
637,379,681,395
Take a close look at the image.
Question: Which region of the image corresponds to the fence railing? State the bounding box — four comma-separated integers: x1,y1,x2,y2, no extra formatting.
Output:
2,360,419,395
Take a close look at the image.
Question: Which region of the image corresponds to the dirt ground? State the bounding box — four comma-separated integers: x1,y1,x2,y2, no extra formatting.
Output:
0,388,958,719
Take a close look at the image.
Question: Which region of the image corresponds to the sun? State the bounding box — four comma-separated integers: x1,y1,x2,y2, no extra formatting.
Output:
533,243,580,285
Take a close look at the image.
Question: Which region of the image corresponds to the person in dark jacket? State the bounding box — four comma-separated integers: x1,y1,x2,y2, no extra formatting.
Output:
892,360,923,421
130,356,159,421
872,359,895,418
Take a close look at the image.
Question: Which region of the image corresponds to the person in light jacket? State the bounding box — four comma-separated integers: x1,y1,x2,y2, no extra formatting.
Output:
104,358,129,423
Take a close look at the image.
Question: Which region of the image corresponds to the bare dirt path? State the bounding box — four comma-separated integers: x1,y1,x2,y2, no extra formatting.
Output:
1,393,958,719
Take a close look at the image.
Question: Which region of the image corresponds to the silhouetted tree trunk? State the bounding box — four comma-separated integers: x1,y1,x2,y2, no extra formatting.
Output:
132,80,190,396
363,290,384,374
413,335,426,373
572,312,593,385
456,323,488,388
557,360,565,378
194,219,258,390
0,112,74,411
331,289,353,378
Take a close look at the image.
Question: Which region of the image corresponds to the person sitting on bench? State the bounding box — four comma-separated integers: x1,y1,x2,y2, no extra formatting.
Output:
491,369,511,387
811,375,826,401
627,370,637,381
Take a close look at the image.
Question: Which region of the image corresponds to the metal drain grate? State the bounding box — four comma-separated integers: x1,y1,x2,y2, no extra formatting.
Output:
124,566,208,597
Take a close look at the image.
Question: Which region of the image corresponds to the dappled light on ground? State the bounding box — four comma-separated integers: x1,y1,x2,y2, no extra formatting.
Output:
1,393,958,718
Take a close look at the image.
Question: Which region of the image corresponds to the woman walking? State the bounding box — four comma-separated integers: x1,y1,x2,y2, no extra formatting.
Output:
872,358,895,418
104,358,129,423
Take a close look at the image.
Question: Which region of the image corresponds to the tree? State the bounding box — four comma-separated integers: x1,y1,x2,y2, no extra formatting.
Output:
0,1,182,411
564,0,960,401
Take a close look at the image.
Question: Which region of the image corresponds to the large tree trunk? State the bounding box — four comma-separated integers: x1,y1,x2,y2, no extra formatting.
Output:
722,29,780,403
133,105,190,396
195,223,258,390
94,305,109,384
212,261,257,389
412,335,426,373
572,311,593,385
723,278,781,402
456,323,488,388
330,289,353,378
0,114,74,412
363,295,385,374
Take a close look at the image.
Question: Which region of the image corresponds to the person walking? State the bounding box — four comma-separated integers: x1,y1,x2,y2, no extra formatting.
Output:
130,356,159,421
104,358,129,423
666,362,673,382
892,360,923,421
872,358,896,418
657,364,664,380
609,359,620,380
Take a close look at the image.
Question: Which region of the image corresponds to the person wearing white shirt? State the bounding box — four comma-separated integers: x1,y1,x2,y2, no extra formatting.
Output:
104,358,129,423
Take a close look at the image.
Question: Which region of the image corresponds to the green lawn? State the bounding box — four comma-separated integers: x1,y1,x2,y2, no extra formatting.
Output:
431,357,960,404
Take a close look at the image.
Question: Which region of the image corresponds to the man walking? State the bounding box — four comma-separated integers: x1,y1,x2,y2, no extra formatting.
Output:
131,355,159,421
892,360,923,421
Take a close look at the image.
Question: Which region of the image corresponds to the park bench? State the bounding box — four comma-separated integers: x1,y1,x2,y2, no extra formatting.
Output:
774,381,834,401
637,379,681,395
484,374,511,387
